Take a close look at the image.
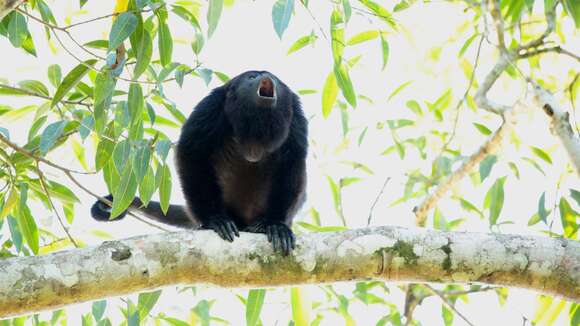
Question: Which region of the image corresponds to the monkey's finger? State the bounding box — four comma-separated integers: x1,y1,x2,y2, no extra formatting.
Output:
276,226,287,255
229,221,240,237
271,229,280,253
290,231,296,250
218,223,234,242
266,225,273,243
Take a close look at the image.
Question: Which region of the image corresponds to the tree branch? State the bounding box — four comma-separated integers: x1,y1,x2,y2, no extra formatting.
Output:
0,0,24,19
530,83,580,176
0,226,578,318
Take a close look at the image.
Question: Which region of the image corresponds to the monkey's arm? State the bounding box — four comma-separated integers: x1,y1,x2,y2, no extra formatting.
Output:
176,87,240,242
247,111,308,255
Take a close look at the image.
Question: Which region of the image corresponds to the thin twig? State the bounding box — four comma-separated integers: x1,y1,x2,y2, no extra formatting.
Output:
0,134,94,175
0,83,91,108
518,46,580,62
439,34,485,155
35,162,79,248
424,284,476,326
367,177,391,226
489,0,506,50
299,0,328,41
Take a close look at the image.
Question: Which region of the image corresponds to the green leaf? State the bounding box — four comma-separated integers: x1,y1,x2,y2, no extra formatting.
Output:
347,30,379,45
137,290,162,320
128,83,144,125
458,198,484,219
560,198,578,239
479,155,497,182
133,29,153,78
133,144,150,183
1,187,19,220
8,12,28,48
110,161,138,219
562,0,580,28
158,20,173,66
113,139,131,173
342,0,352,23
207,0,224,38
92,300,107,321
272,0,294,39
330,9,344,64
94,70,117,134
287,33,316,54
334,64,357,107
530,146,552,164
51,59,98,108
139,166,156,206
84,40,109,50
17,185,39,254
158,163,172,215
458,33,478,57
570,189,580,207
473,122,492,135
108,12,138,51
571,304,580,326
380,34,389,70
47,64,62,88
538,192,548,224
290,287,311,326
193,300,211,326
388,81,412,100
18,80,49,97
485,177,506,225
246,289,266,326
39,121,66,155
7,215,23,252
155,139,172,161
322,72,338,118
359,0,396,27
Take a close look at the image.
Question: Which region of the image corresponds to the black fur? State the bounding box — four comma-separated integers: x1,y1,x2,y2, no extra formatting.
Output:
91,71,308,255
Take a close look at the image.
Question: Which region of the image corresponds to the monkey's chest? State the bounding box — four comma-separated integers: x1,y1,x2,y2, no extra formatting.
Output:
214,156,273,225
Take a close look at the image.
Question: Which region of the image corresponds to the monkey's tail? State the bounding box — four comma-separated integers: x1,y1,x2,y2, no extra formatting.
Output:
90,195,198,228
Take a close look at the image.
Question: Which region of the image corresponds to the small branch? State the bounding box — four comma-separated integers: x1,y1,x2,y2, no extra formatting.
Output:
0,83,92,108
414,118,515,226
0,0,25,19
424,284,475,326
0,226,578,318
488,0,506,50
366,177,391,226
0,134,94,175
35,162,79,248
530,82,580,176
474,51,515,114
518,46,580,62
518,1,557,51
439,34,485,154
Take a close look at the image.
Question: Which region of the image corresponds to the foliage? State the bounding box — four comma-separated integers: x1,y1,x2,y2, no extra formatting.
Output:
0,0,578,324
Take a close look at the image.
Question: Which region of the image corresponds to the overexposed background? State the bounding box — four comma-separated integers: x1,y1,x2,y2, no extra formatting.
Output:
1,0,578,324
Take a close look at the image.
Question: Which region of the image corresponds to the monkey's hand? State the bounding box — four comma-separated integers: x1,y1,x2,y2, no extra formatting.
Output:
200,216,240,242
245,221,296,256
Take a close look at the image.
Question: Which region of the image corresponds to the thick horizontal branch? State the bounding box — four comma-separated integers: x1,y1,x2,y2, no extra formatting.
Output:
0,226,579,318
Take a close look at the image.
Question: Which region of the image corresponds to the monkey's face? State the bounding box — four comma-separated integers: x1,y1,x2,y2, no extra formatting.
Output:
225,71,293,162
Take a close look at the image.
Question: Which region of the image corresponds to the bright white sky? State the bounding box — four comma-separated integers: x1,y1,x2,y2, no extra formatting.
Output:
0,0,578,325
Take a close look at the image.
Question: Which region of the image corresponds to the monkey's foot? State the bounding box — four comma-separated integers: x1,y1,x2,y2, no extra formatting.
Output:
200,216,240,242
246,221,295,256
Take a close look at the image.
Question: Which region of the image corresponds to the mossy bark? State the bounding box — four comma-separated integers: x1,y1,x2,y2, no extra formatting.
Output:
0,227,578,318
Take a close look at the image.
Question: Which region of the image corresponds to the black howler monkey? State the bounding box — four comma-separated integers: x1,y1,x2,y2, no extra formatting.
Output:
91,71,308,255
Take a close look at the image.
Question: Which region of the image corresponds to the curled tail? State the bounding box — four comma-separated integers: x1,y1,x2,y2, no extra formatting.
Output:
90,195,198,228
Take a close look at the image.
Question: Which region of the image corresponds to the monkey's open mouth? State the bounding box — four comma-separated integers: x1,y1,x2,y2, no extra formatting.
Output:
258,77,276,98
